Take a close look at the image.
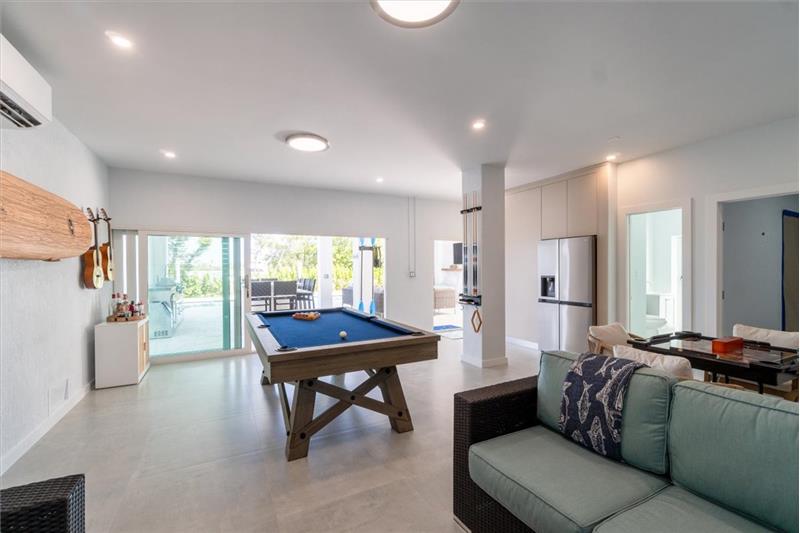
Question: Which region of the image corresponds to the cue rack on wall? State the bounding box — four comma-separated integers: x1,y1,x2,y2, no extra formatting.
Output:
460,191,483,332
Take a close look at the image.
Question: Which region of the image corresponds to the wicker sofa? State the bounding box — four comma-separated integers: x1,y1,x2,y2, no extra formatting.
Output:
454,350,799,533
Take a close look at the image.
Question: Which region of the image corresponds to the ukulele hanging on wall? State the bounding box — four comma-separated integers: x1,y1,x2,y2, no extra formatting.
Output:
99,208,115,281
82,208,104,289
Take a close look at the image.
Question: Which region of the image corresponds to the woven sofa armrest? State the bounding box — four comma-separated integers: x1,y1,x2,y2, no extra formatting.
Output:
453,376,539,533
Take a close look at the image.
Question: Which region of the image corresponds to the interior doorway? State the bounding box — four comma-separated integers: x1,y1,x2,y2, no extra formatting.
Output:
720,194,799,334
626,208,684,337
433,240,462,338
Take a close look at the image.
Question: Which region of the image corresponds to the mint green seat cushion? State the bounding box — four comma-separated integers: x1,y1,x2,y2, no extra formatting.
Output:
468,425,668,533
594,486,770,533
537,350,676,474
669,381,799,533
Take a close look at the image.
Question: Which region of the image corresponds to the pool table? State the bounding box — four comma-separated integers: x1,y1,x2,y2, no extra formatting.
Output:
245,307,439,460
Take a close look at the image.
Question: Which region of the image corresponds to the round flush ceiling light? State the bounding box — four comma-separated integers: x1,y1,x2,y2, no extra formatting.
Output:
285,133,329,152
105,30,134,50
160,149,177,159
371,0,460,28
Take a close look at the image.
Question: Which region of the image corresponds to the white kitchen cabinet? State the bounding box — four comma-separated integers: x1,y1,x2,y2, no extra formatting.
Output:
94,319,149,389
540,181,568,239
567,172,598,237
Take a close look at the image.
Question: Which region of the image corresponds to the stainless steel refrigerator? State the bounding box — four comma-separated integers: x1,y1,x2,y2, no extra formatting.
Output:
537,236,596,353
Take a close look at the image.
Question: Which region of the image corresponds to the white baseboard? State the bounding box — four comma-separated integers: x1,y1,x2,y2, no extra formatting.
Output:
506,336,539,351
460,353,508,368
0,380,93,476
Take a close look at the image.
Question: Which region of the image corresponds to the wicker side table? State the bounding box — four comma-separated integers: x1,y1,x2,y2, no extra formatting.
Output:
0,474,85,533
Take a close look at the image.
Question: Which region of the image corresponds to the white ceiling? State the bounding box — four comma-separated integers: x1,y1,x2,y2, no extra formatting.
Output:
1,1,797,199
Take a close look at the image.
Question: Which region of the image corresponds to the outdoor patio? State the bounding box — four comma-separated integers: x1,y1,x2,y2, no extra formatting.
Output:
150,300,226,357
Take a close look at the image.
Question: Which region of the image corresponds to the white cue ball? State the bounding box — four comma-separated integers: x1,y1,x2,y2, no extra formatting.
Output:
339,330,348,339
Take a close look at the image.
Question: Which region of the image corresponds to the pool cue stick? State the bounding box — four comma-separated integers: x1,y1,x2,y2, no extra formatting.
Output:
472,191,478,296
369,237,376,315
358,237,365,312
462,193,468,297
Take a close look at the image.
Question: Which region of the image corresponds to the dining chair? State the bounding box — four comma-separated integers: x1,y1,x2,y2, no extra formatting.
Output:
587,322,645,355
727,324,799,400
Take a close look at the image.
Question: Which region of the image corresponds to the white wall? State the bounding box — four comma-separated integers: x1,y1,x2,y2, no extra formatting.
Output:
617,116,799,334
505,187,541,345
721,194,799,334
1,120,110,473
108,169,461,330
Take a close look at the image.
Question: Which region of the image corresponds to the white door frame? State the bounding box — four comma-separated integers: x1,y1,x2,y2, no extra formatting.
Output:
138,229,252,363
704,182,798,337
618,199,693,334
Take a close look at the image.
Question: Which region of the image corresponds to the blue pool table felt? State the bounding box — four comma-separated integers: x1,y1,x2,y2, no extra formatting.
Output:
257,309,412,349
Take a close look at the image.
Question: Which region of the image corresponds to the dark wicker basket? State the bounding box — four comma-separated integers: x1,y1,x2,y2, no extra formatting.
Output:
453,377,538,533
1,474,85,533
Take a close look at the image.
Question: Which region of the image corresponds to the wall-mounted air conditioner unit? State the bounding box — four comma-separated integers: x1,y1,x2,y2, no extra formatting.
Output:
0,34,52,128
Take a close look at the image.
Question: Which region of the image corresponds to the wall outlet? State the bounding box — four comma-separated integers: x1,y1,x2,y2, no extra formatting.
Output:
409,271,416,278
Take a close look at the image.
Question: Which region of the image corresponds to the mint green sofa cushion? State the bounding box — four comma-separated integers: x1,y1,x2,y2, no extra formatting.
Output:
594,486,770,533
537,350,676,474
669,381,799,533
468,425,668,533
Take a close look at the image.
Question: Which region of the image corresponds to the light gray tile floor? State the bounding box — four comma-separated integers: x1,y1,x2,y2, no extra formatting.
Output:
2,339,539,532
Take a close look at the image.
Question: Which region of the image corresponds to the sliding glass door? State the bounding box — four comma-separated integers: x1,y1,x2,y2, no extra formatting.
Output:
144,232,249,358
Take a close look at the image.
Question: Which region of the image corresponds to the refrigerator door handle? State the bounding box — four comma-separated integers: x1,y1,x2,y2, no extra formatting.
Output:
559,300,593,308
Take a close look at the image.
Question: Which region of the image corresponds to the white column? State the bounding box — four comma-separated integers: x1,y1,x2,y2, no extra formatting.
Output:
317,236,333,307
461,164,506,368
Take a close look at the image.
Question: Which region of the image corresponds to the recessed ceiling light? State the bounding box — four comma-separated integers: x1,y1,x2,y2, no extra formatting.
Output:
471,119,486,131
371,0,459,28
105,31,134,50
160,149,177,159
606,153,619,161
285,133,329,152
376,177,384,183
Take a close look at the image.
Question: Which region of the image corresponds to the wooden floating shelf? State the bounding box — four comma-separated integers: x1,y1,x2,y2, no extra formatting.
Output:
0,171,92,261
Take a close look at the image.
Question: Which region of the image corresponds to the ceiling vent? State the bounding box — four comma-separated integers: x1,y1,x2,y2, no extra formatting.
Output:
0,34,52,128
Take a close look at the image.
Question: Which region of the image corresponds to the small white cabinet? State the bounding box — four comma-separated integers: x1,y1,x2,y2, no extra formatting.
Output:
94,319,149,389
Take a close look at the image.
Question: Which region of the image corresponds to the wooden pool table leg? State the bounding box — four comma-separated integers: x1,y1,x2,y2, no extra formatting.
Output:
285,381,316,461
377,366,414,433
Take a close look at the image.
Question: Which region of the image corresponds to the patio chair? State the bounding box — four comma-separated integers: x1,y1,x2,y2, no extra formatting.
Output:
298,278,316,309
251,280,272,311
272,280,297,311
